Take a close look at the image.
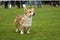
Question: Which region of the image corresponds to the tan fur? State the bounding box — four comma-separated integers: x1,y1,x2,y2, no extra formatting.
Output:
14,4,35,34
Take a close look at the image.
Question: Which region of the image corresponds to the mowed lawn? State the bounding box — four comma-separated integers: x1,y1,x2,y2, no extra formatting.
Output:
0,6,60,40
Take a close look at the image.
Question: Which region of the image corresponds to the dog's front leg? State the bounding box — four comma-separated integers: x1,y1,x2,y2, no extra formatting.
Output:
20,25,24,34
26,27,31,34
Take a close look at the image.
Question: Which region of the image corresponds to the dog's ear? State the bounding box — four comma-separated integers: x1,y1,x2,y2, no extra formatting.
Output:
31,8,34,11
23,4,27,12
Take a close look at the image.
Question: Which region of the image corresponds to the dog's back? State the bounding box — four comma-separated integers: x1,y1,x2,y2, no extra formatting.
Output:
14,14,23,25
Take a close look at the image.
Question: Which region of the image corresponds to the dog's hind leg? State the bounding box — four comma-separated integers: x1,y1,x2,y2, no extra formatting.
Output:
14,20,19,32
14,23,19,32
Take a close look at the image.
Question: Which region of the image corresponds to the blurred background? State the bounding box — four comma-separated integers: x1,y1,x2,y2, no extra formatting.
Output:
0,0,60,40
0,0,60,8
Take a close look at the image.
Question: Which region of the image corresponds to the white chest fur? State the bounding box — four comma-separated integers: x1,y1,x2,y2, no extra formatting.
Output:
22,16,32,27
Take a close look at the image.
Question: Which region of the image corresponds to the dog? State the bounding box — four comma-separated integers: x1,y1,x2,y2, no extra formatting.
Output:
14,4,35,34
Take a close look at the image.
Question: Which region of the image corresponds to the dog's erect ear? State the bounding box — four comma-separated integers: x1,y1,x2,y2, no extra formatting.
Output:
31,8,34,11
23,4,27,12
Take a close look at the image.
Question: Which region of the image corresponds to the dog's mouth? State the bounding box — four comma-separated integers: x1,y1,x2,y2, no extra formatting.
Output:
27,13,35,17
33,13,35,16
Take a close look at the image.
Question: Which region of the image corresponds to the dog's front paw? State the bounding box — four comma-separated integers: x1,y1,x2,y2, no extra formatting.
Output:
20,31,24,34
27,31,30,34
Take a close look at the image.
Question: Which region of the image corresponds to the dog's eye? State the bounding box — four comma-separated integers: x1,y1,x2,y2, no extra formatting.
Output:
29,11,32,13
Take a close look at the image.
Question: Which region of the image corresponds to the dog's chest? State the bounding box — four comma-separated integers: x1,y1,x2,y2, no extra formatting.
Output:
22,16,32,27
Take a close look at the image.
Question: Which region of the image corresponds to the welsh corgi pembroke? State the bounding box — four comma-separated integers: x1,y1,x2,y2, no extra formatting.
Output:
14,4,35,34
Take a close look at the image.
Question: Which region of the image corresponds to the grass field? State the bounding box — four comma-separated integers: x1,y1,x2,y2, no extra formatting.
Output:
0,6,60,40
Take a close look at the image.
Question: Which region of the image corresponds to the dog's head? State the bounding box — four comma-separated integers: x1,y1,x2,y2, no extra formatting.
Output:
23,4,35,17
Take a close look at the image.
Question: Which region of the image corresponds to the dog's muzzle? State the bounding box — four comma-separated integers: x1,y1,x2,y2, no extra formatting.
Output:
33,13,35,16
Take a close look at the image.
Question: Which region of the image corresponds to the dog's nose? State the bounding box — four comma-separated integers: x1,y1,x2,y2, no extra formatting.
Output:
33,13,35,16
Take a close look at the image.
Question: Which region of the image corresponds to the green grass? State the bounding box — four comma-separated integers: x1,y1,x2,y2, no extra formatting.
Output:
0,6,60,40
